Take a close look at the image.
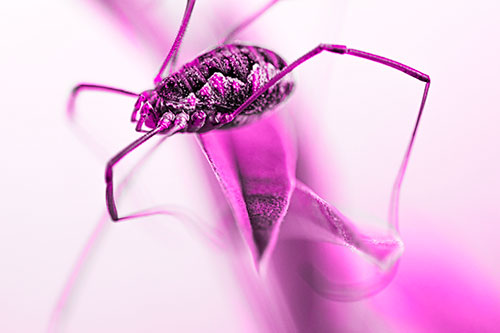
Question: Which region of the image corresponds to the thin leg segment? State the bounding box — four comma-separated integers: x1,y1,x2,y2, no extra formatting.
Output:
346,48,429,82
388,79,430,229
154,0,196,84
225,43,430,123
220,0,280,44
105,114,189,221
67,83,138,119
105,127,164,221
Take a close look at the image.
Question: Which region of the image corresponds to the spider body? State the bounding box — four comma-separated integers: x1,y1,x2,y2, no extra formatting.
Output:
134,44,294,133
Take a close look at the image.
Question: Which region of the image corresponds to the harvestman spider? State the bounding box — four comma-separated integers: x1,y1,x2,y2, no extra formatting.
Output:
68,0,430,222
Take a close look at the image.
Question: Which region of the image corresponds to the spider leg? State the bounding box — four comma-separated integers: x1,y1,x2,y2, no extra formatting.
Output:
67,83,139,120
220,0,280,44
105,113,189,221
226,44,430,124
154,0,196,84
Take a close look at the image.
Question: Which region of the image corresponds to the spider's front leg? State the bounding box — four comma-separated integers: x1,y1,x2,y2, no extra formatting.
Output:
105,113,189,221
225,43,430,129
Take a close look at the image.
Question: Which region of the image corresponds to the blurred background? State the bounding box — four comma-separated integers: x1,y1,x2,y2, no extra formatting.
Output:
1,0,499,331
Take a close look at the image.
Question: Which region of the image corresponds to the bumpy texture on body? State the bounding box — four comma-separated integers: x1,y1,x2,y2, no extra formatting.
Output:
153,44,294,132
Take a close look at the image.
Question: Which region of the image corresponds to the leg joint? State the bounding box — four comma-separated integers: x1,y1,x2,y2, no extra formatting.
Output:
320,44,347,54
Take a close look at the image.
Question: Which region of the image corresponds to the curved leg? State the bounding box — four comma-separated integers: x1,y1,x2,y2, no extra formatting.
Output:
105,113,189,221
154,0,196,84
220,0,280,44
226,43,430,123
67,83,139,119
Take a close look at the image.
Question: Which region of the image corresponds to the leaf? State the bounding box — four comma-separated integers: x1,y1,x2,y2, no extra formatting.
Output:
198,113,296,268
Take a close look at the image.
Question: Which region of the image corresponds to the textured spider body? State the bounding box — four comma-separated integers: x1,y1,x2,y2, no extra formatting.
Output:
134,44,294,133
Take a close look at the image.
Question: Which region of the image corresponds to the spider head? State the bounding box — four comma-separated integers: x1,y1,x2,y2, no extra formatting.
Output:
131,90,161,132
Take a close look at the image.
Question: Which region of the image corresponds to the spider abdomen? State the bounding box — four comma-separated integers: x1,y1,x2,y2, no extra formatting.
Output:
156,44,294,132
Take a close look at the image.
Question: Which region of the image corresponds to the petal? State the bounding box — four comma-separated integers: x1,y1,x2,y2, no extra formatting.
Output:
275,181,404,301
198,113,296,267
283,181,403,269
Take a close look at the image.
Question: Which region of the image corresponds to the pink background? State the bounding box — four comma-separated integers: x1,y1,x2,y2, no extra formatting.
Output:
1,0,499,331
